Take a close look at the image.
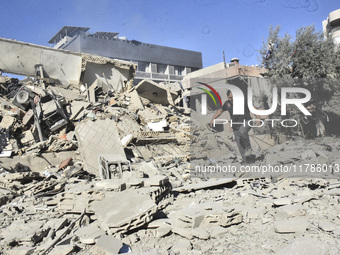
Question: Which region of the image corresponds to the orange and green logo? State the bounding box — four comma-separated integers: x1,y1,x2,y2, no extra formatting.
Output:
197,82,222,107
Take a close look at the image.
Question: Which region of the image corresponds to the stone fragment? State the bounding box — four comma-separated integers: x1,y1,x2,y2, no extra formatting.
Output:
91,235,123,255
74,224,105,244
172,227,193,239
274,219,309,233
191,228,210,240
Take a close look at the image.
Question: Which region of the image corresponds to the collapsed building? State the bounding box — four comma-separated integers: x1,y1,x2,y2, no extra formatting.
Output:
0,37,340,254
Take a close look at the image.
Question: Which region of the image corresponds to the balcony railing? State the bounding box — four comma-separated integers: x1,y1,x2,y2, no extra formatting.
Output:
135,71,183,82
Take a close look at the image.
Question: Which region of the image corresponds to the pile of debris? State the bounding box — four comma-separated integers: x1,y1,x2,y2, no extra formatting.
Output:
0,59,194,254
1,42,340,254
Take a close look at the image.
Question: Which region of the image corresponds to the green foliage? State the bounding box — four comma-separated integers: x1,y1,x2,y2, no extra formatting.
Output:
260,25,340,106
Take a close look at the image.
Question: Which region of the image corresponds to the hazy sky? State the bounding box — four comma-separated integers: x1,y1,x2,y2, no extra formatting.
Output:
1,0,339,68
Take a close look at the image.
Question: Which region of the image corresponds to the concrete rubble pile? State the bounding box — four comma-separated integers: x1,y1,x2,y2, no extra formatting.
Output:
0,60,194,253
1,46,340,254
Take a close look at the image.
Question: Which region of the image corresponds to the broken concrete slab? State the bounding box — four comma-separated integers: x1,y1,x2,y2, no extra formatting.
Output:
50,86,79,101
91,189,157,235
274,218,309,233
69,101,90,121
1,219,48,245
147,219,172,238
191,227,210,240
0,37,135,87
0,151,75,173
75,118,126,175
0,115,15,129
74,224,105,244
22,109,34,125
89,235,123,255
20,130,35,145
135,79,177,106
172,227,193,239
128,89,144,111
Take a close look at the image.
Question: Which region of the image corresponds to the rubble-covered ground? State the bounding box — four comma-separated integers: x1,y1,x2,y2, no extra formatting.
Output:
1,73,340,255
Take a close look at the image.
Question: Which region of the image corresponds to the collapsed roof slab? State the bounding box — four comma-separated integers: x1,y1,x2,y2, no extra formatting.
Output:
0,37,135,88
0,38,81,84
135,79,178,106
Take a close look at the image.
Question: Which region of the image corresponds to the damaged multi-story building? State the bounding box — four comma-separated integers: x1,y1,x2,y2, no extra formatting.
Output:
48,26,203,84
322,8,340,44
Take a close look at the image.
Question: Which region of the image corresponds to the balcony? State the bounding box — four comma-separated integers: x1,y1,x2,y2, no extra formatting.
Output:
329,9,340,26
135,71,183,82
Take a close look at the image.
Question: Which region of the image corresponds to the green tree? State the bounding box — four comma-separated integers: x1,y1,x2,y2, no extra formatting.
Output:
259,25,340,137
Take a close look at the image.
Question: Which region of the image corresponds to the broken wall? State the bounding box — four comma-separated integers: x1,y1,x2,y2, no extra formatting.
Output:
0,38,82,85
0,38,135,88
82,62,131,92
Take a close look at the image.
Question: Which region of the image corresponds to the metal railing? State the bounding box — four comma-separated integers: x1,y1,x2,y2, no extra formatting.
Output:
135,71,183,82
